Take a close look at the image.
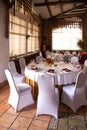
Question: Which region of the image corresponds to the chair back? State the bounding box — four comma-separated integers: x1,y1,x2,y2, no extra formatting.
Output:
72,70,87,108
19,58,26,74
72,51,78,56
38,74,55,94
54,54,60,62
8,61,18,75
71,56,79,64
37,74,59,118
75,70,87,98
36,56,44,62
63,54,70,63
75,70,87,88
5,69,18,93
84,59,87,69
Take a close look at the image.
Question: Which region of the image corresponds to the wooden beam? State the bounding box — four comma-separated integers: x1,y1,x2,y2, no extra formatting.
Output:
55,12,86,20
45,0,52,17
49,3,87,20
34,0,87,7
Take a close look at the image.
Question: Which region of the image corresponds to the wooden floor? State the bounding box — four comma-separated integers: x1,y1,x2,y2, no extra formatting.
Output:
0,84,87,130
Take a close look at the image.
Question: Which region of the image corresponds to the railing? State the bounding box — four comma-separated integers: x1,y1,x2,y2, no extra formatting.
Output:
9,51,39,73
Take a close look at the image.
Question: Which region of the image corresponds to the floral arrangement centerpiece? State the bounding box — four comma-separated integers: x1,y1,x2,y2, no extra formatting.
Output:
45,57,54,66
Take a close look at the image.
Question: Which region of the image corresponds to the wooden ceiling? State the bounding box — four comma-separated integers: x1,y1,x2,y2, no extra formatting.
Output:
32,0,87,21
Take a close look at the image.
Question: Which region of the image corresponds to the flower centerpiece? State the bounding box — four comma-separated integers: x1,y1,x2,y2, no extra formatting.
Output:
77,39,87,51
45,57,54,66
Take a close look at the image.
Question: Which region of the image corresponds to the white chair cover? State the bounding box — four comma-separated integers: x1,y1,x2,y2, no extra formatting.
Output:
36,74,59,118
61,70,87,113
84,59,87,69
8,61,25,84
72,51,78,56
70,56,79,65
54,54,60,62
30,59,35,63
19,58,26,74
36,56,44,62
5,69,34,112
63,54,71,63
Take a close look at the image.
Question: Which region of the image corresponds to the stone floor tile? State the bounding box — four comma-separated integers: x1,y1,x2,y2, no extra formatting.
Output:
58,112,68,118
69,118,86,127
68,125,77,130
48,117,58,130
58,118,68,130
69,114,85,120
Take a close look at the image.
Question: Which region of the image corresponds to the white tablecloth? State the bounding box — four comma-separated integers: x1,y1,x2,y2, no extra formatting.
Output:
25,62,81,85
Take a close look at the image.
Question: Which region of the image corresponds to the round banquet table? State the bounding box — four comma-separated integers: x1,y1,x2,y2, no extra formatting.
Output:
25,61,81,100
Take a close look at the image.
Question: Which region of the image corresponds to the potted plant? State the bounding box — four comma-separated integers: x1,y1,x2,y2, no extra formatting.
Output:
77,39,87,51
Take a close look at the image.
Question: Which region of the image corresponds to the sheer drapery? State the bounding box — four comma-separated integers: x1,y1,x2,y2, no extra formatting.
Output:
52,26,82,51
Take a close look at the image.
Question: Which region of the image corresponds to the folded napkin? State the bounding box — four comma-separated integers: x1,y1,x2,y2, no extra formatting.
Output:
76,65,81,68
48,69,55,73
62,68,71,72
31,67,38,70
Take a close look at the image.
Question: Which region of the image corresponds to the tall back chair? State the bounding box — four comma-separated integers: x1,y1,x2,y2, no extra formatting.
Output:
19,58,26,74
61,70,87,113
63,54,71,63
36,55,44,63
54,54,60,62
70,56,79,65
8,61,18,75
8,61,25,84
84,59,87,69
5,69,34,112
36,74,59,118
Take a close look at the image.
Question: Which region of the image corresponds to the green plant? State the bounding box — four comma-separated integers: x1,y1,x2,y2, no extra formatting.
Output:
77,39,87,51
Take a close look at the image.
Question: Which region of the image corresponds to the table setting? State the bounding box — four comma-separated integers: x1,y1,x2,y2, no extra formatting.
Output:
25,60,81,85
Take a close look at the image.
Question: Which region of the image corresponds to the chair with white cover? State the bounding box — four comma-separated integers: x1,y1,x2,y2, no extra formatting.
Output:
8,61,25,84
61,70,87,113
53,54,60,62
84,59,87,98
36,55,44,62
19,58,26,74
63,54,71,63
70,56,79,65
36,74,59,118
84,59,87,69
5,69,34,112
72,51,78,56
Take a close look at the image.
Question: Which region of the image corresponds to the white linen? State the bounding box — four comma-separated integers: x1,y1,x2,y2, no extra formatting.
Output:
25,62,81,85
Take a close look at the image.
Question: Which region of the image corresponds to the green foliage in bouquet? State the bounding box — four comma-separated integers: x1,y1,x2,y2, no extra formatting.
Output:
77,39,87,51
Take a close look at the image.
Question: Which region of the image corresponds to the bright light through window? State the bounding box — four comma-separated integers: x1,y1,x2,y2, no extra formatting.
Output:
52,27,82,50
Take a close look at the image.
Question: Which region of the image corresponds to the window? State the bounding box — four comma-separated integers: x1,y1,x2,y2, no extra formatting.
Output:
9,14,40,57
52,26,82,51
27,22,40,52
